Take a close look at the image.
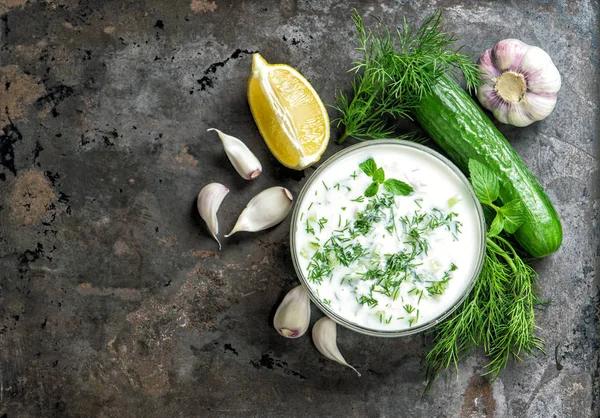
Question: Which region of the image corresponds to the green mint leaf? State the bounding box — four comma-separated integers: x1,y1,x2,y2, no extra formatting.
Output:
488,212,504,237
364,182,379,197
468,159,499,203
373,167,385,184
359,158,377,177
499,199,525,234
383,178,413,196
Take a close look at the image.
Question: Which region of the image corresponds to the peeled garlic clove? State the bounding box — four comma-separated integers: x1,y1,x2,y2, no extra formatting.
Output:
208,128,262,180
312,317,360,376
273,285,310,338
225,186,293,237
197,183,229,250
477,39,561,127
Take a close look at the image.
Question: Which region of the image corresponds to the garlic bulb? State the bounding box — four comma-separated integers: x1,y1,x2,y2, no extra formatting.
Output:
197,183,229,250
208,128,262,180
273,285,310,338
225,186,293,237
312,317,360,376
477,39,561,127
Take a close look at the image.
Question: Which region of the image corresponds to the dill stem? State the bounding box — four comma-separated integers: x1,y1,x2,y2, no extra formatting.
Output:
494,235,519,259
486,237,517,272
338,131,350,144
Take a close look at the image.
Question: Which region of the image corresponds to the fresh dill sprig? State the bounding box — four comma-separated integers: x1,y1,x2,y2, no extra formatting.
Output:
335,10,481,143
424,234,544,389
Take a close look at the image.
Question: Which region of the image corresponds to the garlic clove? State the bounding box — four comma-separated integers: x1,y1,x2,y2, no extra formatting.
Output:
478,49,501,82
477,83,512,125
519,47,561,95
225,186,293,237
476,83,501,112
312,317,360,376
273,285,310,338
523,92,559,121
506,103,532,128
208,128,262,180
490,38,529,72
197,183,229,250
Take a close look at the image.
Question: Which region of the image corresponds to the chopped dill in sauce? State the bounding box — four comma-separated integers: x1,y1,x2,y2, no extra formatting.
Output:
295,145,481,331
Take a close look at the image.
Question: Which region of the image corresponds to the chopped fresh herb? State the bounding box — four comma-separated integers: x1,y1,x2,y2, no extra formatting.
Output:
305,219,315,235
317,217,328,231
358,295,378,308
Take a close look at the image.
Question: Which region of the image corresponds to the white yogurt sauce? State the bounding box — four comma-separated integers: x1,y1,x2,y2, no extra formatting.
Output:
293,143,482,332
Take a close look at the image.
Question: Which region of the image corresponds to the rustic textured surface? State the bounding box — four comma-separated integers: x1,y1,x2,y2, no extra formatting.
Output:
0,0,598,417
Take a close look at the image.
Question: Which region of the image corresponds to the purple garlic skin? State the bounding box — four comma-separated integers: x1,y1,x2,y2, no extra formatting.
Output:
477,39,561,127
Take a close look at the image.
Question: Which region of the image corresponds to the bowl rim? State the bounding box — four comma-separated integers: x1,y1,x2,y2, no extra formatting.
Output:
289,139,487,338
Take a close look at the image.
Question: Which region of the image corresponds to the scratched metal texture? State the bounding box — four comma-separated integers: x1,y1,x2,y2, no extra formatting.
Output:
0,0,597,417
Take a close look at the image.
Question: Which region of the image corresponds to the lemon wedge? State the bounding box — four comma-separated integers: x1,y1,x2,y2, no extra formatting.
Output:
248,53,330,170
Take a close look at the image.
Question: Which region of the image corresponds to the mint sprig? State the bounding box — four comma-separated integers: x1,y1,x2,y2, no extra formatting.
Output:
468,159,525,236
359,158,413,198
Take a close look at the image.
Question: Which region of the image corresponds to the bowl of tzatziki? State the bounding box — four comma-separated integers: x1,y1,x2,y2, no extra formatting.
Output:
290,140,486,337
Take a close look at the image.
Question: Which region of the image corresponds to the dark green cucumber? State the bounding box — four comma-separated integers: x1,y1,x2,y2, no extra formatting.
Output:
413,75,562,257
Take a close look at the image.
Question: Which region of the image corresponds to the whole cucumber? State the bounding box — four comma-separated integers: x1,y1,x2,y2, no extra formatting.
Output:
413,75,562,257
